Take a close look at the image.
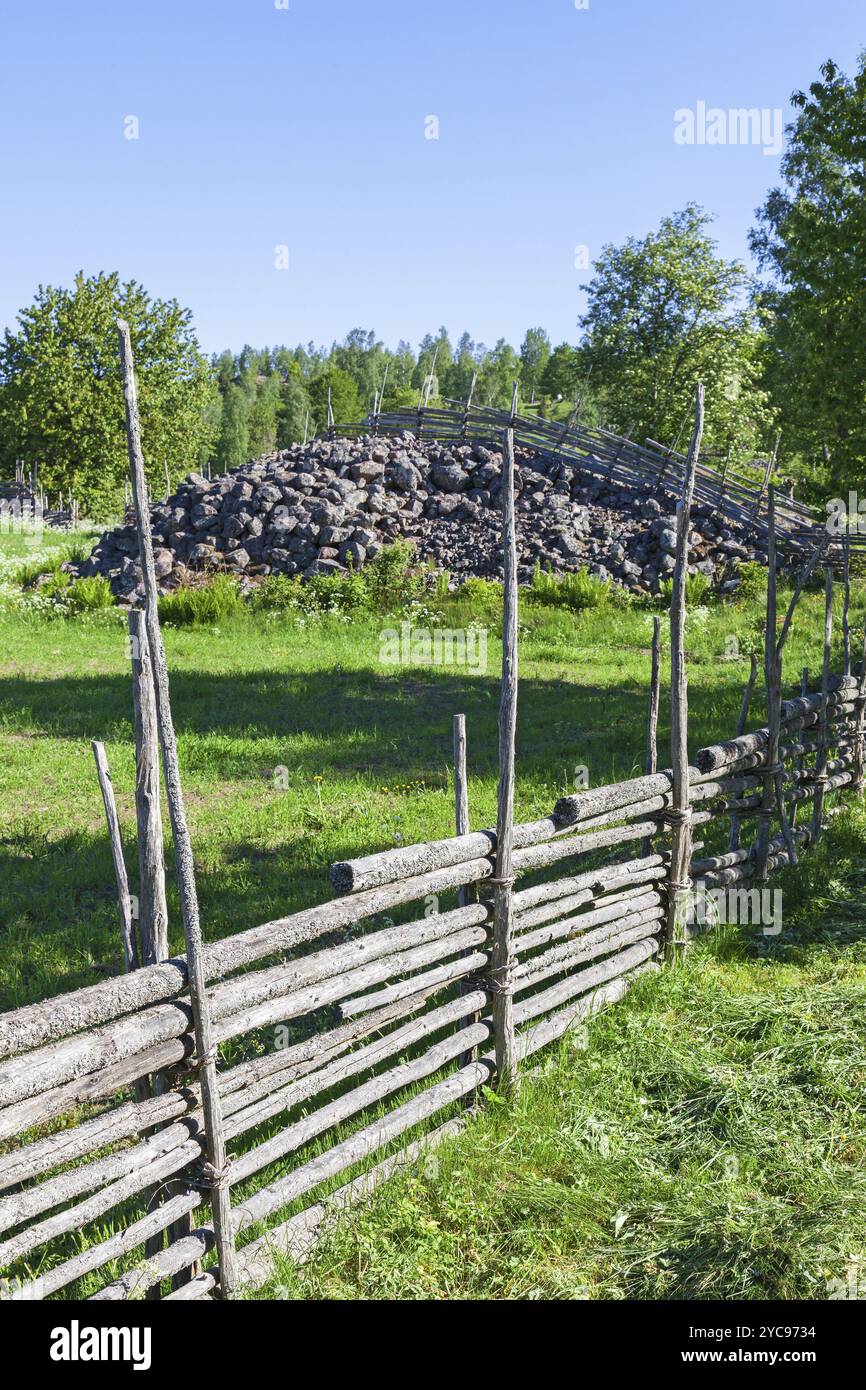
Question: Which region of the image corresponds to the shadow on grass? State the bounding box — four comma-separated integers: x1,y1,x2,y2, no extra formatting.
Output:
0,660,762,1008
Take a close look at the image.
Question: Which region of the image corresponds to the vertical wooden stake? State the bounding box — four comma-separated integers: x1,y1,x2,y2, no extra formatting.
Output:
491,421,519,1090
728,652,758,852
128,611,168,967
855,627,866,794
790,666,809,829
117,319,238,1299
665,383,704,961
842,534,851,677
754,489,799,875
461,374,477,440
91,741,139,972
646,616,662,776
811,565,834,844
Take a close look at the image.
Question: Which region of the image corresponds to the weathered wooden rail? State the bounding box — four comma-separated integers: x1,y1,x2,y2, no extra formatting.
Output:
329,400,864,565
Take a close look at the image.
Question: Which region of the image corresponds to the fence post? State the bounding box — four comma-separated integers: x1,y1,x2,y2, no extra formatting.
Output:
754,488,802,876
790,666,809,829
128,611,168,967
91,741,139,972
117,319,238,1299
665,383,704,962
811,565,834,845
728,652,758,853
461,374,477,441
491,415,519,1090
842,534,851,678
855,628,866,794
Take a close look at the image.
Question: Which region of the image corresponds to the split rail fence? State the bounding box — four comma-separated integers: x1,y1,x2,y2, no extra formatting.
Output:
0,377,864,1302
330,398,863,566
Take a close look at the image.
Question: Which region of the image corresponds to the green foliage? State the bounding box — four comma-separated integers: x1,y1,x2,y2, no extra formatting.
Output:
751,56,866,497
63,576,114,613
157,575,243,627
731,561,768,607
306,367,364,431
247,540,430,620
528,561,621,612
660,571,713,606
0,271,216,519
580,205,776,460
519,328,551,402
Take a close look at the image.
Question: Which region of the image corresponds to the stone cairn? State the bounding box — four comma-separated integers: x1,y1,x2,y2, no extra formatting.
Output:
73,433,769,603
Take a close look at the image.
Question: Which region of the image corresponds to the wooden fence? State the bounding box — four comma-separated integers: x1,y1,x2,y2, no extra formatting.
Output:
0,370,863,1302
329,399,862,565
0,664,863,1301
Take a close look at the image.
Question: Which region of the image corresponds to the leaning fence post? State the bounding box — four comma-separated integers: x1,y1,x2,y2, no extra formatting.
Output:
811,565,834,845
491,407,519,1090
117,319,238,1299
665,383,704,962
790,666,809,829
128,608,184,1289
128,611,168,967
91,740,139,972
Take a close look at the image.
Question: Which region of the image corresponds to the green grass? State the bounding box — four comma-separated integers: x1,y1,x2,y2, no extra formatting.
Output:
1,529,864,1300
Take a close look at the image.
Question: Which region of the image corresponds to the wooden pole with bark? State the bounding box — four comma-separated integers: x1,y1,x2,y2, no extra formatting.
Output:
128,611,168,967
117,319,238,1298
728,652,758,853
491,401,520,1089
665,383,704,961
92,741,139,972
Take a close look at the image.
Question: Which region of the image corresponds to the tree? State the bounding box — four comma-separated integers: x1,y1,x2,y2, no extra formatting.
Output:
750,56,866,494
476,339,522,408
0,271,215,516
307,366,363,430
580,205,774,458
519,328,551,402
276,368,312,446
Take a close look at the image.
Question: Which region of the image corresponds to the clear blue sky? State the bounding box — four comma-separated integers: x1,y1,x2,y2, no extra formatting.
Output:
0,0,861,357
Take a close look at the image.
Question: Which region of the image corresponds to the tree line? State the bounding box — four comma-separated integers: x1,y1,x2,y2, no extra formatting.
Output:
0,54,862,517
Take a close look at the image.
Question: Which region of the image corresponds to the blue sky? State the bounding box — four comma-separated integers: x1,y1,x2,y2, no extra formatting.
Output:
0,0,861,356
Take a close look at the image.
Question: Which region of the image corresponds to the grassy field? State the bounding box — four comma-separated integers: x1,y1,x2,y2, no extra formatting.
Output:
1,528,865,1300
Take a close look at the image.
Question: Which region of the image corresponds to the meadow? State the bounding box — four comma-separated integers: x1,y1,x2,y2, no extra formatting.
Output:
1,528,864,1300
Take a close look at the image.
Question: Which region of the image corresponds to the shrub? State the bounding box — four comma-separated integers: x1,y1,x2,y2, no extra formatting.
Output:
660,572,712,606
732,561,767,607
528,562,616,612
63,576,114,612
158,575,243,626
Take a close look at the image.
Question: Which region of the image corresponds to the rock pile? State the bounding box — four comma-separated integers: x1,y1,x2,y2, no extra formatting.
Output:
75,433,769,602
